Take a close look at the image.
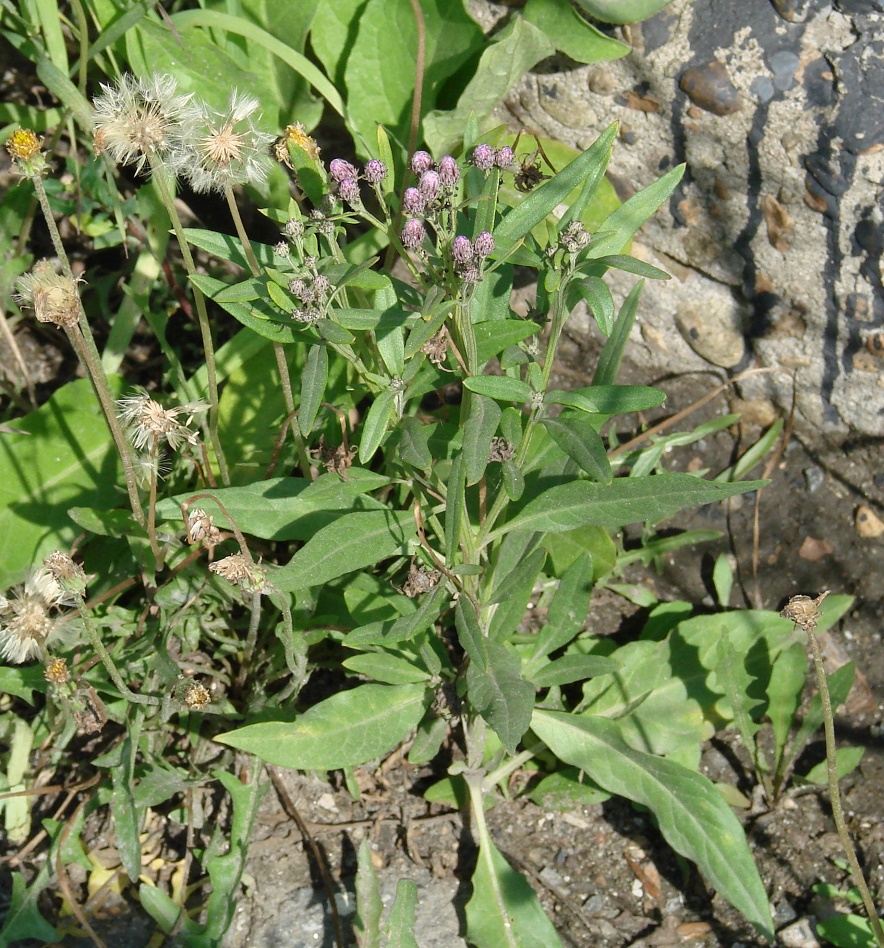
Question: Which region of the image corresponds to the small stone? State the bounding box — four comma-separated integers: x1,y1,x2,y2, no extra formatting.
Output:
798,536,833,561
803,466,825,492
773,899,799,925
779,917,821,947
676,298,746,368
855,505,884,538
679,62,742,116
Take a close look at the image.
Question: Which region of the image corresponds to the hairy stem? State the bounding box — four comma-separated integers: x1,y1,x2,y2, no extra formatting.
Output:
78,604,159,706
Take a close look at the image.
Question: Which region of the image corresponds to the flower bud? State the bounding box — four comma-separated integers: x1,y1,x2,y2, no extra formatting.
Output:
364,158,388,184
494,146,514,169
329,158,358,183
419,169,441,202
474,231,495,258
401,218,427,250
438,155,460,188
337,177,361,205
410,150,433,175
471,143,495,171
402,187,425,215
451,235,474,268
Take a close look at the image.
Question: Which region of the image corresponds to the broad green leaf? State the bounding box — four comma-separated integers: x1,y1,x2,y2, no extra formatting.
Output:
523,0,629,63
345,582,449,647
464,395,502,486
586,165,684,259
487,548,547,642
423,16,554,155
382,879,420,948
157,470,389,541
191,273,299,345
398,416,432,470
543,525,616,579
274,509,416,591
110,739,142,882
0,667,44,705
502,459,525,501
216,684,429,769
0,378,123,589
527,553,594,671
545,384,665,415
343,653,430,685
588,254,671,280
542,415,612,483
495,475,767,538
527,766,610,809
572,0,674,23
530,654,621,687
766,641,806,769
300,343,328,434
0,872,58,945
715,632,764,759
359,390,395,464
463,376,533,403
574,275,614,336
532,710,774,940
474,320,541,365
593,280,642,386
465,835,563,948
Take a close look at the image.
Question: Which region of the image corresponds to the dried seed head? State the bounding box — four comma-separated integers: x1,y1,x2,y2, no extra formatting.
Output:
780,591,830,632
43,551,88,602
421,328,449,367
183,680,211,710
185,508,222,548
91,73,195,177
560,221,591,253
44,656,70,685
116,387,208,451
488,437,515,462
0,569,70,664
276,122,321,168
185,91,275,193
15,261,82,328
209,553,271,593
5,128,46,176
400,561,441,598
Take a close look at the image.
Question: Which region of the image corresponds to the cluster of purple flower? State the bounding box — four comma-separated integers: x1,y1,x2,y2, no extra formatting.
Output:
449,232,495,285
469,144,514,173
399,151,461,251
288,258,333,324
328,156,389,208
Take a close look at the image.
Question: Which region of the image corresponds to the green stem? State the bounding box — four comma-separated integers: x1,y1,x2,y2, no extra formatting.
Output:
78,604,158,706
147,438,162,569
806,626,884,943
272,593,308,703
150,168,229,485
236,591,263,692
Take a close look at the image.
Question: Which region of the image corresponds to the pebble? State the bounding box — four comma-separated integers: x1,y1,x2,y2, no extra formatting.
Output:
779,917,821,947
803,466,825,492
855,505,884,538
679,61,742,116
675,298,746,368
773,899,799,925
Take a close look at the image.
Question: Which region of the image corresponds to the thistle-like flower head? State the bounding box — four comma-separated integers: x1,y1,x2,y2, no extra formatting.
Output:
15,261,83,328
185,91,275,193
116,387,208,451
91,73,195,177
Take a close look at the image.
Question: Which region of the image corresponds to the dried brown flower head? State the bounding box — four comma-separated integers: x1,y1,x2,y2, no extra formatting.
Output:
15,261,82,328
183,681,211,711
43,551,88,601
209,554,271,594
185,508,223,548
44,656,70,685
116,388,208,451
421,328,450,368
313,436,357,479
780,591,830,632
488,437,515,463
400,562,441,598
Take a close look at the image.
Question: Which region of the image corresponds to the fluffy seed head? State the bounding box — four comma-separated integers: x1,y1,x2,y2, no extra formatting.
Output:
91,73,195,177
0,569,70,664
15,261,82,328
116,387,208,451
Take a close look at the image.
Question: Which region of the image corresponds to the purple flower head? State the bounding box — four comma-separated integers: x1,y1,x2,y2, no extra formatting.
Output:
364,158,388,184
459,265,480,285
474,231,495,258
451,235,474,268
419,170,441,202
329,158,358,183
471,143,495,171
401,218,427,250
410,150,434,175
494,146,514,170
402,187,425,215
284,218,304,238
288,277,309,300
438,155,460,189
312,274,332,298
338,177,361,205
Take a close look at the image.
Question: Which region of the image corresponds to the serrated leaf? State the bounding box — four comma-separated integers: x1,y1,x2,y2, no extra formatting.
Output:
274,509,416,591
497,475,766,538
532,710,774,940
216,684,429,769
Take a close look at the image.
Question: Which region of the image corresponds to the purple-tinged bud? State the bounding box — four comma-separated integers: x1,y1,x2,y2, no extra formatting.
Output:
338,177,361,205
452,235,474,268
494,146,514,169
401,218,427,250
274,240,291,258
419,170,441,202
288,277,309,299
402,187,425,215
364,158,388,184
284,218,304,238
312,274,332,297
438,155,460,188
474,231,495,258
329,158,358,183
459,265,481,285
410,150,434,175
471,144,495,171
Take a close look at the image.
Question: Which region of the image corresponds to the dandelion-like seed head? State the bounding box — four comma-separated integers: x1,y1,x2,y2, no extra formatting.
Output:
186,91,275,193
116,387,208,451
91,73,194,177
0,568,70,664
15,260,83,328
209,554,271,594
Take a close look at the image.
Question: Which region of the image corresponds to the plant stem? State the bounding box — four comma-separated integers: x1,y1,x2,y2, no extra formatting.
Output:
78,604,159,706
806,625,884,943
236,591,263,691
147,438,162,569
150,168,230,485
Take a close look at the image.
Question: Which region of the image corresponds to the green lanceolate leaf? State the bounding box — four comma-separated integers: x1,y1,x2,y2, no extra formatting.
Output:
530,654,621,687
345,582,449,647
382,879,420,948
216,684,430,769
545,384,665,415
593,280,642,386
574,275,614,336
464,376,533,403
542,414,612,483
359,389,395,464
465,834,563,948
398,416,433,470
493,475,767,539
572,0,674,24
354,837,383,947
487,547,547,642
300,344,328,434
474,320,541,365
342,653,431,685
445,456,466,565
274,509,416,591
532,711,774,940
464,395,502,486
526,553,594,672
